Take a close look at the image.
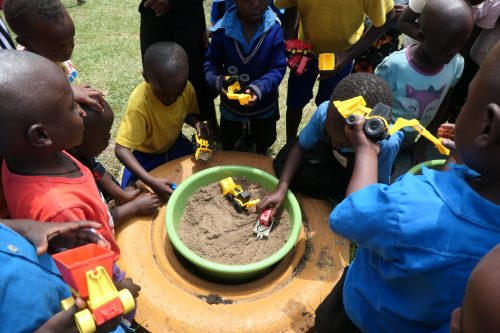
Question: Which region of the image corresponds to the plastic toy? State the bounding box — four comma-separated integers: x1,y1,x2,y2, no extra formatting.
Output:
170,182,177,190
335,96,392,140
194,133,213,161
318,53,335,71
219,177,260,212
285,39,313,76
253,208,274,240
224,66,252,105
388,118,450,155
52,244,135,333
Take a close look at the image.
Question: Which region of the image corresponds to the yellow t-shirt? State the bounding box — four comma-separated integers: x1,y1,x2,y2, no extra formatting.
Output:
116,81,198,154
274,0,394,53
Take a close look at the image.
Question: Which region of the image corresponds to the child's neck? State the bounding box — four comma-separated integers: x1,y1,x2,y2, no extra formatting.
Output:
6,151,82,178
469,177,500,205
238,14,262,43
409,45,444,73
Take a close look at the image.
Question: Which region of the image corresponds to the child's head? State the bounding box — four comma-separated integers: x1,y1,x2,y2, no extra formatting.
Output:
0,50,83,157
326,73,393,148
143,41,189,106
454,42,500,177
450,245,500,333
71,102,114,159
419,0,473,65
234,0,269,24
3,0,75,62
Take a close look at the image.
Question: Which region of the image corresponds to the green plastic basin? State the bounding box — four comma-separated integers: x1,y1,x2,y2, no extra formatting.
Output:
165,165,302,282
407,159,447,175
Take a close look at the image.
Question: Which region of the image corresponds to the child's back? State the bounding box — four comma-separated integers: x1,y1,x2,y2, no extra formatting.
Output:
327,42,500,333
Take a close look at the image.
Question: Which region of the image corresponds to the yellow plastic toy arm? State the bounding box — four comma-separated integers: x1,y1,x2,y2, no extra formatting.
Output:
388,118,450,155
86,266,120,310
244,199,261,209
194,134,212,161
333,96,371,119
226,82,251,105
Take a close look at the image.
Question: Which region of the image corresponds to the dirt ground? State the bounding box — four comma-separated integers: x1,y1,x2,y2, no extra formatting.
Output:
179,177,291,265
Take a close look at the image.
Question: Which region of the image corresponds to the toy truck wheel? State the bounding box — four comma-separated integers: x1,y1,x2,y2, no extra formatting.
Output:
118,289,136,314
75,309,96,333
61,296,75,311
227,66,238,75
345,114,358,126
364,118,386,139
239,73,250,85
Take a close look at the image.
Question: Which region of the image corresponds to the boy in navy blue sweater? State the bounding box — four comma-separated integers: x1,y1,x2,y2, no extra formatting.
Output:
204,0,286,154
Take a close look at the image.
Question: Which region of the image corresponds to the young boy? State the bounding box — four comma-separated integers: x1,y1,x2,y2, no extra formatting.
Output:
70,103,160,225
204,0,286,154
275,0,395,142
450,245,500,333
3,0,105,112
375,0,473,151
317,42,500,333
258,73,404,215
115,41,209,199
0,50,140,306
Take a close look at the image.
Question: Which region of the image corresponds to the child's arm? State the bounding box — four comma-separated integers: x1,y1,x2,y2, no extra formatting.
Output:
97,172,141,204
320,8,395,79
115,144,174,200
344,118,380,196
110,193,160,227
245,26,287,105
258,141,305,217
397,4,422,42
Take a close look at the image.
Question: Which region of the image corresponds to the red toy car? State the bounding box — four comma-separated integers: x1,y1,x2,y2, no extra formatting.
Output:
259,208,272,227
285,39,313,76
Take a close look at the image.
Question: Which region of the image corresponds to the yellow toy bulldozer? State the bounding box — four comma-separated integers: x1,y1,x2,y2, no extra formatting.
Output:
219,177,260,212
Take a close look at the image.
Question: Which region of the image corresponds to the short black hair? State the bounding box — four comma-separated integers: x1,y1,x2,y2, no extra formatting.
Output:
143,41,188,80
3,0,67,37
331,73,393,108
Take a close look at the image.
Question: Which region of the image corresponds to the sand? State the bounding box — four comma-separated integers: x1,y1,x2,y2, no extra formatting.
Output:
179,177,291,265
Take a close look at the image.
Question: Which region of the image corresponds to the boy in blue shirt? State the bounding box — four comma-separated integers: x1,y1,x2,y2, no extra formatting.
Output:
320,42,500,333
204,0,286,154
259,73,403,214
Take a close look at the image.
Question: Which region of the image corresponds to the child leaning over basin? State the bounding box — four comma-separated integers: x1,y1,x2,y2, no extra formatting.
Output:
0,50,141,324
258,73,404,214
315,42,500,333
116,42,210,200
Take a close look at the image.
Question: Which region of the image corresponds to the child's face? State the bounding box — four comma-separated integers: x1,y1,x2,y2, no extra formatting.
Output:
74,103,114,159
325,104,351,149
149,72,187,107
236,0,269,24
421,29,469,65
23,13,75,63
45,80,84,151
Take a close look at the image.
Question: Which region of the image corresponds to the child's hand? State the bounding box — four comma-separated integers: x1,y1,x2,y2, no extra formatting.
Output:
244,89,258,106
148,177,174,200
9,220,110,256
132,193,161,216
72,85,105,113
117,187,141,204
195,121,212,139
438,123,459,164
115,277,141,298
394,4,408,18
437,122,455,141
143,0,170,16
344,116,380,155
257,190,286,219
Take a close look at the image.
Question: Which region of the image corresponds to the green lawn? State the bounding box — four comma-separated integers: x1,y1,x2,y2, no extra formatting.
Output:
61,0,317,176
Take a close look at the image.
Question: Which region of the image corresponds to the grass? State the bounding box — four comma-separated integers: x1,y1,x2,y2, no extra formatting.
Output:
61,0,318,176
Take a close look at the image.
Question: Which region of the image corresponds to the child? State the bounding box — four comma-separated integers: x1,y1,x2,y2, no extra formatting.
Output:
258,73,404,214
0,50,140,313
139,0,218,134
375,0,473,163
115,42,209,199
275,0,395,142
70,103,160,225
3,0,105,112
316,42,500,333
204,0,286,154
450,245,500,333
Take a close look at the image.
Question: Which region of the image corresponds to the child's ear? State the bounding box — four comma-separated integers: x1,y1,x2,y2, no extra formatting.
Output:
27,124,53,147
450,307,462,333
475,103,500,148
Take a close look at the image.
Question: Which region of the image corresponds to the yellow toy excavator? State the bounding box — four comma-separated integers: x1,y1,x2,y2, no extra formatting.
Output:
219,177,260,212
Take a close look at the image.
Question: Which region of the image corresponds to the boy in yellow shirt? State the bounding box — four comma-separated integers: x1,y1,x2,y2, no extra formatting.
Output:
275,0,395,142
116,42,209,199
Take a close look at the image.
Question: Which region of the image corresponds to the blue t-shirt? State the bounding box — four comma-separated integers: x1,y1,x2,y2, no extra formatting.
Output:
330,165,500,333
298,101,403,184
375,46,464,147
